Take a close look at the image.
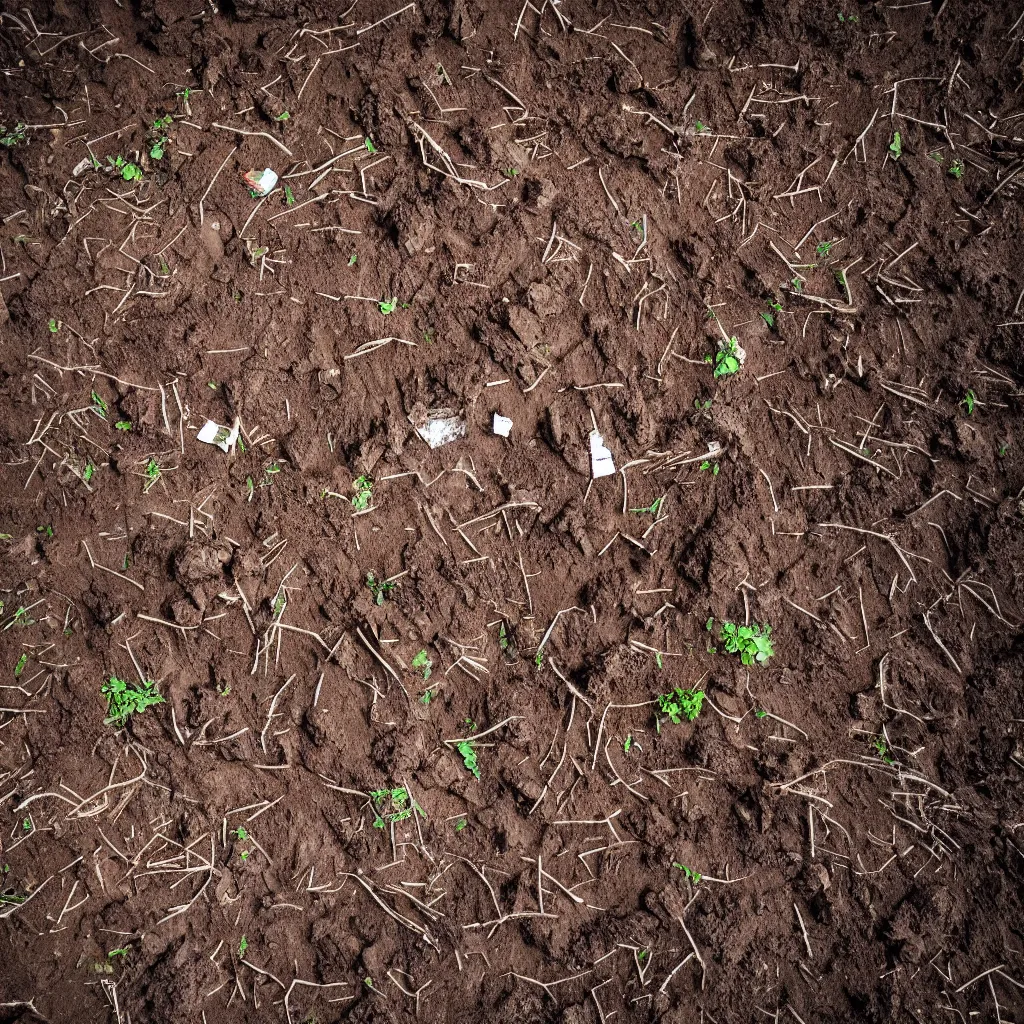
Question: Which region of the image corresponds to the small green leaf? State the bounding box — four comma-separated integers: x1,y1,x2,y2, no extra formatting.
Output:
365,137,377,153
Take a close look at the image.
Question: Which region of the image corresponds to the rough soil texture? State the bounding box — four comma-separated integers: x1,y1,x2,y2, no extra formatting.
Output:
2,1,1024,1022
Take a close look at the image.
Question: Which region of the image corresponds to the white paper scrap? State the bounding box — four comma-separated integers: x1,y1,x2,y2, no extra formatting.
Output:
197,417,240,453
243,168,278,196
590,429,616,479
493,413,513,437
414,410,466,449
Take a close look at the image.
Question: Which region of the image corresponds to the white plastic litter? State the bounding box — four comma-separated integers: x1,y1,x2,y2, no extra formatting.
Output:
414,409,466,449
589,429,616,479
197,417,240,453
242,168,278,196
73,157,94,176
706,440,722,455
493,413,513,437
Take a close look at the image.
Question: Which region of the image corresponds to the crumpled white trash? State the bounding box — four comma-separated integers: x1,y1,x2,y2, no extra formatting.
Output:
493,413,513,437
590,429,616,478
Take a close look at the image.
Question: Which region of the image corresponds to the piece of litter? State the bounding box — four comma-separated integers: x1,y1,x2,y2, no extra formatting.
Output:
412,409,466,449
706,440,722,455
590,429,616,479
73,157,94,176
493,413,513,438
242,168,278,196
197,417,240,453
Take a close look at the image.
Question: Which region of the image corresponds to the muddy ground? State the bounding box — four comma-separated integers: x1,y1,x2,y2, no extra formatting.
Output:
1,0,1024,1021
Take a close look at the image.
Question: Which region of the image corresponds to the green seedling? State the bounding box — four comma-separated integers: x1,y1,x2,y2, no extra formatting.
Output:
378,297,398,315
246,476,255,501
351,475,373,511
411,649,432,681
22,818,31,832
176,87,192,104
655,651,663,669
14,653,28,678
217,681,231,697
114,420,132,431
673,862,702,883
502,167,520,178
107,155,143,181
630,496,663,515
239,936,248,957
47,318,59,333
464,717,477,732
149,136,168,160
36,524,53,538
695,120,711,134
889,132,902,160
998,442,1010,458
837,11,859,22
144,458,161,493
275,111,290,121
420,689,432,705
699,461,720,475
791,276,803,293
948,158,965,180
454,817,468,832
694,398,712,411
657,687,705,725
0,123,27,147
712,336,741,378
534,649,544,668
623,734,633,754
102,675,165,726
760,311,775,329
872,736,895,765
928,151,944,163
708,618,774,665
348,253,357,266
232,826,249,841
498,622,509,651
364,137,377,153
815,240,834,257
108,947,130,960
91,391,108,418
960,389,976,415
754,709,768,719
369,786,423,828
457,740,480,779
283,184,295,205
365,572,396,605
239,850,250,861
423,328,434,344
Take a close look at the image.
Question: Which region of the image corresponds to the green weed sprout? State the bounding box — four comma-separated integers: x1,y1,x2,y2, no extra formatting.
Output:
283,184,295,205
348,253,358,266
102,675,165,726
960,389,976,415
47,318,59,333
351,475,373,510
107,155,142,181
239,936,248,957
114,419,132,431
378,296,398,315
658,687,705,724
673,862,702,883
623,734,633,753
14,653,28,678
411,649,432,680
712,336,741,378
457,740,480,778
695,120,711,134
872,736,895,765
365,572,395,605
948,158,965,180
815,240,834,257
502,167,520,178
364,138,377,153
91,391,108,418
275,111,290,121
699,460,720,475
630,496,663,515
454,817,468,832
0,123,27,147
708,618,774,665
370,786,423,828
889,132,902,159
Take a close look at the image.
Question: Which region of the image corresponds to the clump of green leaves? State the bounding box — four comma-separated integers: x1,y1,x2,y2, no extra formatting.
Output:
711,336,741,379
502,167,520,178
457,740,480,779
275,111,290,121
699,460,720,475
102,675,165,726
760,299,782,330
0,123,27,147
673,862,702,883
14,653,28,678
348,253,358,267
239,936,248,957
114,419,132,431
378,296,398,315
283,184,295,205
364,137,377,153
695,120,711,135
411,649,432,681
107,155,143,181
657,687,705,725
47,318,60,333
630,496,663,515
960,389,976,415
91,391,108,419
370,786,423,828
365,571,396,605
454,817,468,832
107,947,130,961
815,239,835,258
707,618,774,665
889,132,902,160
623,734,633,754
351,475,373,511
148,116,172,159
872,736,895,765
948,158,965,180
143,458,161,493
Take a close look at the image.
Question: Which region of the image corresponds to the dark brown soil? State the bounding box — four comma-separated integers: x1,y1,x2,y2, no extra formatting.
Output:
2,1,1024,1021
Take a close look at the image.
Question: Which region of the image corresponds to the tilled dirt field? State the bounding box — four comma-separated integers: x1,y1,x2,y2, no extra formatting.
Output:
1,1,1024,1021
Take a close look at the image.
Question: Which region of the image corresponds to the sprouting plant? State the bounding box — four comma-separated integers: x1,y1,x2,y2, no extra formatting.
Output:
623,734,633,754
423,328,434,344
411,649,432,681
791,276,803,292
217,681,231,697
815,239,834,257
0,123,27,147
657,687,705,725
998,442,1010,458
91,391,108,418
149,135,168,159
275,111,290,121
695,120,711,134
283,184,295,205
420,689,432,705
107,155,143,181
708,618,774,665
457,740,480,779
348,253,358,266
754,708,768,719
837,11,859,23
176,87,192,104
232,826,249,841
630,496,663,515
948,158,965,180
351,475,373,511
534,649,544,668
114,419,132,431
107,947,130,960
102,675,165,726
760,311,775,329
239,936,248,957
364,137,377,154
712,337,741,378
378,296,398,315
502,167,520,178
654,651,663,669
14,653,28,678
370,786,422,828
699,460,720,475
872,736,895,765
365,572,396,605
144,458,161,493
464,717,477,732
454,817,468,832
694,398,712,412
673,862,702,883
960,389,976,415
47,318,59,333
498,622,509,651
889,132,902,160
36,524,53,538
